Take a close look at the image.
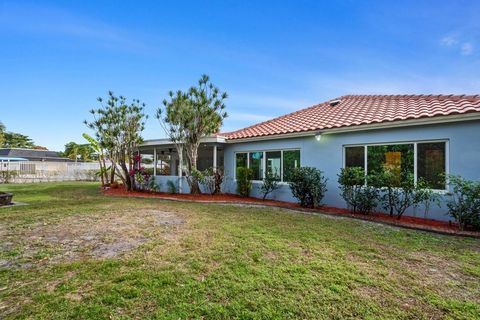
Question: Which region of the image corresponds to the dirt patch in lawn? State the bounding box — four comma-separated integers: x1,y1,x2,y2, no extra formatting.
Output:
0,209,185,269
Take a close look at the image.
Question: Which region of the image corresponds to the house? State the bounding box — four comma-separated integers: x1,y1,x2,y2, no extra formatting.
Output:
0,148,71,162
138,94,480,221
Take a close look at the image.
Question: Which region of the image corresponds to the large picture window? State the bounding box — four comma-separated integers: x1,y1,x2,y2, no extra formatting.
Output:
235,149,300,182
345,141,447,190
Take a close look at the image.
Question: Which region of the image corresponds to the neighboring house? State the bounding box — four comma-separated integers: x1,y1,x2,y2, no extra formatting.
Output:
138,94,480,221
0,148,71,162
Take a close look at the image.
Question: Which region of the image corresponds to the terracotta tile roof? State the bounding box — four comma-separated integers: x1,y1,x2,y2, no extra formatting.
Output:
224,94,480,140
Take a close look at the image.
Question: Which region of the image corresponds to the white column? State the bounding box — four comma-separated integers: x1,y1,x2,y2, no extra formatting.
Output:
153,148,157,176
213,145,217,171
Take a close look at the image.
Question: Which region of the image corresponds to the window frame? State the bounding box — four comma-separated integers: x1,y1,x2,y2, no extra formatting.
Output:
234,148,301,183
343,139,449,191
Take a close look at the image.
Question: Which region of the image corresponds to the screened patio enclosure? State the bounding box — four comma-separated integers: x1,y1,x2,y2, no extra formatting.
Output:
136,136,225,193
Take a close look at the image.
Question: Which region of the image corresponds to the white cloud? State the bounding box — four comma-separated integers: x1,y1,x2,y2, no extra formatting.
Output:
440,34,475,56
441,35,458,46
461,42,474,55
0,3,148,52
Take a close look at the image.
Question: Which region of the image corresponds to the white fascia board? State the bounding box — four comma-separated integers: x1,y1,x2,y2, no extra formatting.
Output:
140,135,226,147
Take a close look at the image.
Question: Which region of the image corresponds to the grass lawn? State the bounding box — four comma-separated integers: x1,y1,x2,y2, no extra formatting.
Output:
1,182,479,319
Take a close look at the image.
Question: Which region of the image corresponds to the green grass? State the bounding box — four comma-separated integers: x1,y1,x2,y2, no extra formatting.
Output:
1,182,479,319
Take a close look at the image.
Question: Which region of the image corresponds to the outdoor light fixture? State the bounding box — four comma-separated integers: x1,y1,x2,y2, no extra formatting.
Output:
315,131,322,141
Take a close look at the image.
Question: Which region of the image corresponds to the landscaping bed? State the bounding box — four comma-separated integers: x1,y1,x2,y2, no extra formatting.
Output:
103,188,480,238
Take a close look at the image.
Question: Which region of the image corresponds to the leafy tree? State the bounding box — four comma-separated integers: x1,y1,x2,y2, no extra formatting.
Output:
0,122,5,147
3,132,35,148
260,171,280,200
85,91,147,191
63,142,95,162
157,75,228,194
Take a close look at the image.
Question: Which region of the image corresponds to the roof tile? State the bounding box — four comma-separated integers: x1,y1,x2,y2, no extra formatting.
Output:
223,94,480,140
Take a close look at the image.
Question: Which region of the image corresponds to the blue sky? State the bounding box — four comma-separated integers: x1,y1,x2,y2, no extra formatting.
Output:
1,0,479,151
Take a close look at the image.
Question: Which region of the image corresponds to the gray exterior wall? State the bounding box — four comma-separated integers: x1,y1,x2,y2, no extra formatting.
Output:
223,120,480,222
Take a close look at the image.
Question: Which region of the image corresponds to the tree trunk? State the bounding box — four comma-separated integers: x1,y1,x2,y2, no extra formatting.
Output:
120,161,132,191
97,158,105,186
188,146,201,195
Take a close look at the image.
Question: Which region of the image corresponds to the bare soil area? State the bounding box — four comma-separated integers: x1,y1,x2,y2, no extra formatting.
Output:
0,209,185,269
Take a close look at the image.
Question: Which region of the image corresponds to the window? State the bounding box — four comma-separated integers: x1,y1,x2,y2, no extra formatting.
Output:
235,152,247,175
368,144,414,186
344,141,447,190
417,142,446,189
345,146,364,168
283,150,300,181
249,152,264,180
266,151,281,180
235,149,301,182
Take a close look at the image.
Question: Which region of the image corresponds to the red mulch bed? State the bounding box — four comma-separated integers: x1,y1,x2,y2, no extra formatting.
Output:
102,188,480,238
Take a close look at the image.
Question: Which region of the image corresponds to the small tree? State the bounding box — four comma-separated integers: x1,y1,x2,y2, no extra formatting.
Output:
260,171,280,200
157,75,228,194
237,167,253,197
85,91,147,191
288,167,327,208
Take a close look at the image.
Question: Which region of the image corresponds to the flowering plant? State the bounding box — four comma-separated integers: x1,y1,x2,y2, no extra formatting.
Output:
130,155,152,191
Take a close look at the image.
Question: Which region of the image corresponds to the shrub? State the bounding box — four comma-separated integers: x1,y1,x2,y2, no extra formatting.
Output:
236,167,253,197
374,169,424,219
338,167,379,214
413,178,441,218
166,180,178,194
0,170,18,184
445,175,480,230
146,176,160,192
189,168,206,194
260,171,280,200
288,167,327,208
201,167,224,195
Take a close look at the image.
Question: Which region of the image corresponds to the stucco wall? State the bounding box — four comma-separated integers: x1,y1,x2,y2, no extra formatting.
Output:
222,120,480,221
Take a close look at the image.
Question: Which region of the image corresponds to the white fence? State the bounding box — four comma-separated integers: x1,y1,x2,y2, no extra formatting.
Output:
0,161,101,183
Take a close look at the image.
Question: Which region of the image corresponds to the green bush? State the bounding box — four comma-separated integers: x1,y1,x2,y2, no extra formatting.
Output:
166,180,178,194
338,167,379,214
413,178,441,218
0,170,18,184
236,167,253,197
374,169,425,219
445,175,480,230
288,167,327,208
260,171,280,200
